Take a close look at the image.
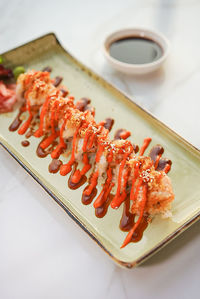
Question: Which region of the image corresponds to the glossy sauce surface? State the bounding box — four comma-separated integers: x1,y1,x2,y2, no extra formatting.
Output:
68,163,87,190
9,110,23,131
103,118,114,131
21,140,30,147
36,137,58,158
49,159,62,173
109,37,163,65
120,197,135,231
82,187,97,205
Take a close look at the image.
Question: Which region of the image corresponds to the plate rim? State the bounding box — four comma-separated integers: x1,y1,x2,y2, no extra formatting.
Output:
1,32,200,269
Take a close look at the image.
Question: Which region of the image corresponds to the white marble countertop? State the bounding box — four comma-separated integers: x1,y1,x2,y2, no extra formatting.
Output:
1,0,200,298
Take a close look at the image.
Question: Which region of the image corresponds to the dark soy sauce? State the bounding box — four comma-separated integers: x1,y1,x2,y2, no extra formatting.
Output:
109,37,163,64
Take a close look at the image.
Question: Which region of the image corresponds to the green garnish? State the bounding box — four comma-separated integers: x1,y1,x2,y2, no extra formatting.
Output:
13,66,25,80
0,56,3,64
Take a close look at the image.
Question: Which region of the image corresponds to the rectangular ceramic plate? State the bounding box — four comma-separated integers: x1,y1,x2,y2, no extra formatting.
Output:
0,33,200,268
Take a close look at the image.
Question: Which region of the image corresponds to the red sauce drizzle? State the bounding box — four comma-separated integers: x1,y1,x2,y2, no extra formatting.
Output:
25,129,34,139
111,152,130,209
18,100,33,135
95,194,113,218
120,197,149,242
48,159,63,173
93,146,114,215
120,131,131,139
154,154,162,169
88,132,95,149
50,100,58,135
139,137,152,155
149,145,172,173
157,158,172,172
131,215,149,243
82,127,91,151
60,126,80,176
82,137,107,203
121,185,148,248
36,136,51,158
68,163,87,190
95,144,104,163
71,154,91,185
68,126,93,188
130,162,140,202
51,112,71,159
82,171,99,197
163,163,171,174
82,186,97,205
40,132,59,150
114,129,131,140
149,145,164,164
93,167,114,209
34,91,59,138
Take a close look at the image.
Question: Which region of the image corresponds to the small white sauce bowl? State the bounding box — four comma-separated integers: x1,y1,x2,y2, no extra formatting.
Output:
103,28,171,75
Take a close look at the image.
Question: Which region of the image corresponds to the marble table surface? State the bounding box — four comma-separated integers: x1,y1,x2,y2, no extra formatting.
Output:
0,0,200,298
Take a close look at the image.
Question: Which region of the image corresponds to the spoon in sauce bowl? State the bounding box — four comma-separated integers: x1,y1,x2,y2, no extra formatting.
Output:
103,28,170,75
